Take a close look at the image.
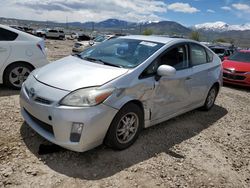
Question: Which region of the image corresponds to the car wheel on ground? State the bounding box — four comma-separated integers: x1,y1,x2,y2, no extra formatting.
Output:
202,85,218,111
3,62,34,89
105,103,143,150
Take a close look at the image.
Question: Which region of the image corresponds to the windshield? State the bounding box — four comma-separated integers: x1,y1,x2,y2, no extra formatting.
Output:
228,51,250,63
79,38,164,68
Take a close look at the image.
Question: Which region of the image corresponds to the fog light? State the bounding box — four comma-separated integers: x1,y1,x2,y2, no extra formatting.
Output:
70,123,84,142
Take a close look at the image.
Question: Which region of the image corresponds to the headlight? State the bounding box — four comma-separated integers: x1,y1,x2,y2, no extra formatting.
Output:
59,87,114,107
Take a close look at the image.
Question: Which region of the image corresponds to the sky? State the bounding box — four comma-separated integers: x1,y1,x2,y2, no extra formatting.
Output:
1,0,250,26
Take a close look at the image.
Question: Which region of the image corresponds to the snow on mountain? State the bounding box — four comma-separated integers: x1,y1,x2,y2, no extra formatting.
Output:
194,21,250,32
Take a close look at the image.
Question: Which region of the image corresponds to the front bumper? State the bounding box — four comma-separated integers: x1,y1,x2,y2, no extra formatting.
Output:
20,83,118,152
223,71,250,87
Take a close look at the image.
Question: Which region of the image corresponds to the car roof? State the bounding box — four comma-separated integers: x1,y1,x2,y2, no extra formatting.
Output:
0,24,41,41
120,35,195,44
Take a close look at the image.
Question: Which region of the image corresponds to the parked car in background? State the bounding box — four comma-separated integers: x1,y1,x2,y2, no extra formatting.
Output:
89,34,119,46
0,24,49,89
210,46,234,60
33,29,47,38
72,34,120,53
20,36,222,152
45,29,65,40
78,34,91,41
10,26,34,35
222,50,250,87
72,34,91,53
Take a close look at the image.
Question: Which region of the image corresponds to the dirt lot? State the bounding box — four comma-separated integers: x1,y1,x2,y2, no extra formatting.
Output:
0,39,250,188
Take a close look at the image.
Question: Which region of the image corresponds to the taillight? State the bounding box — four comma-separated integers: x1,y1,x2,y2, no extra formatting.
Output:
37,43,45,55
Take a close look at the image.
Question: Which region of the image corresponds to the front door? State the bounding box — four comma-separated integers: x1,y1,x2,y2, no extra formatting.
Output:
141,43,192,122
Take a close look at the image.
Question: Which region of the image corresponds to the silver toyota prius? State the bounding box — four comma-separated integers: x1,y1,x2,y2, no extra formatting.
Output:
20,35,222,152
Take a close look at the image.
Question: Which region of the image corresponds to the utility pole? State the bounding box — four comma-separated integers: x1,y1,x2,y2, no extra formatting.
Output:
66,16,68,29
92,22,94,32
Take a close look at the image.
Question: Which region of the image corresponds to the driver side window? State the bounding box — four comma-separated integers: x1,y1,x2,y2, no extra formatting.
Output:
140,44,188,78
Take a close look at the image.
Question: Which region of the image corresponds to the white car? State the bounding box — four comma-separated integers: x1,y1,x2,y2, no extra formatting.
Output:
0,24,49,89
72,35,117,53
45,29,65,40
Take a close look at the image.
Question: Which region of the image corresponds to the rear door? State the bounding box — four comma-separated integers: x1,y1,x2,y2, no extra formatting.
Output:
188,43,214,105
0,27,17,69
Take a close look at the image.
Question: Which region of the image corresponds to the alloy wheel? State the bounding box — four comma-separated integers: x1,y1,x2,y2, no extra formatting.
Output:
9,67,31,88
116,112,139,144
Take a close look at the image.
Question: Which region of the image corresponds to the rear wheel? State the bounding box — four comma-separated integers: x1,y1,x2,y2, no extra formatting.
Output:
105,103,143,150
202,86,218,111
3,62,34,90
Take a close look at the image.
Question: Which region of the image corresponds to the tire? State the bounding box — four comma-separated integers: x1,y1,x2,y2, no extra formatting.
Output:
3,62,34,90
202,85,218,111
105,103,144,150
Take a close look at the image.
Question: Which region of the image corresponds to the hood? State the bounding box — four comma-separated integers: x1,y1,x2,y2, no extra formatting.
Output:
33,56,128,91
223,60,250,72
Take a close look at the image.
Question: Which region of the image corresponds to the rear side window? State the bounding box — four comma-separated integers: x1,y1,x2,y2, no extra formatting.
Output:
190,43,207,66
49,30,58,33
0,28,18,41
206,49,213,62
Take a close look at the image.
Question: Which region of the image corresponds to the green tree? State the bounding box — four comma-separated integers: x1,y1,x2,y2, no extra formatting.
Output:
143,28,153,35
190,31,200,41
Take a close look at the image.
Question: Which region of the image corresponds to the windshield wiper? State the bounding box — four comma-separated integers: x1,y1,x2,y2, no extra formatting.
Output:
83,57,123,68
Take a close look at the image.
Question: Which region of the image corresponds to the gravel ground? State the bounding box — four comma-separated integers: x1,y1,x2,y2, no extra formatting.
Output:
0,39,250,188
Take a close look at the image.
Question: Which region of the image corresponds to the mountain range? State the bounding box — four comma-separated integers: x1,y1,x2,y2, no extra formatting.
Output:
194,21,250,32
1,17,250,47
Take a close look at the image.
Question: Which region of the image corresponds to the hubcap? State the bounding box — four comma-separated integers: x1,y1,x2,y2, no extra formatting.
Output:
116,112,139,144
207,88,216,108
9,67,30,88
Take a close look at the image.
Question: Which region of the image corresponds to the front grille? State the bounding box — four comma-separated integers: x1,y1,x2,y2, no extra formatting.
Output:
223,73,246,81
34,97,53,105
24,108,54,135
235,71,247,74
25,86,53,105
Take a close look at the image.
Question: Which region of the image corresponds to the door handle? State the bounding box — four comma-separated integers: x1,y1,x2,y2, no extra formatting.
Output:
185,77,192,80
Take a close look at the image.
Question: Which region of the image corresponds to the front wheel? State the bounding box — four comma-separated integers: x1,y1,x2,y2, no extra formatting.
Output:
105,103,144,150
202,86,218,111
3,63,34,90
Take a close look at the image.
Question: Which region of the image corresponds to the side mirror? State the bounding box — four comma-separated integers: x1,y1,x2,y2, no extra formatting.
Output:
157,65,176,76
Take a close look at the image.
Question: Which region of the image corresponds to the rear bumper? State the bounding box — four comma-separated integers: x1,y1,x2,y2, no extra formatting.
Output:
20,84,118,152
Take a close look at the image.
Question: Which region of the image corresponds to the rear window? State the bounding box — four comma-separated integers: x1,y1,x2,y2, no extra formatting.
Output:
206,49,213,62
0,28,18,41
190,43,207,66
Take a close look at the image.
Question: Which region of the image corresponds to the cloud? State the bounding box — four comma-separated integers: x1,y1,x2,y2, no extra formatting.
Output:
167,3,200,13
207,9,215,13
232,3,250,12
0,0,168,22
221,6,231,11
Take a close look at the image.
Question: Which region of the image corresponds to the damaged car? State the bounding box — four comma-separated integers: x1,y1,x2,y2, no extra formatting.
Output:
20,36,222,152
